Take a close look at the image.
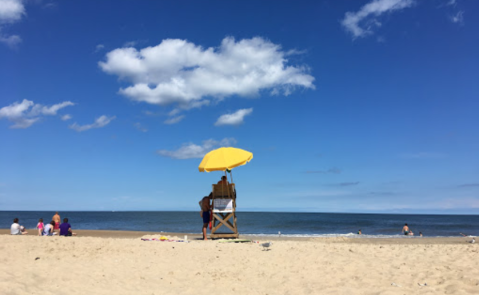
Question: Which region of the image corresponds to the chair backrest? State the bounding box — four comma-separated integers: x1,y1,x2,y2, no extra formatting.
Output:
212,183,235,199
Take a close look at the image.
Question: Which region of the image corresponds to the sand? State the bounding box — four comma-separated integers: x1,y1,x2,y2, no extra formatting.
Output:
1,230,478,295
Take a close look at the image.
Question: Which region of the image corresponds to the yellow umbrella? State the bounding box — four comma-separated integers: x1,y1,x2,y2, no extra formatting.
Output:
198,147,253,172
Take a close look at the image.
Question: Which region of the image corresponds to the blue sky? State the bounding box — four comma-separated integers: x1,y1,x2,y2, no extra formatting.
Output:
0,0,478,213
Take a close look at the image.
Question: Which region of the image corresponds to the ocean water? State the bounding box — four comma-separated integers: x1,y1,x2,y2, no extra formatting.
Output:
1,211,478,237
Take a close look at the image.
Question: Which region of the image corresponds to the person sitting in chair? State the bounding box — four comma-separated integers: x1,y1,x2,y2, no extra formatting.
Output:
217,176,229,185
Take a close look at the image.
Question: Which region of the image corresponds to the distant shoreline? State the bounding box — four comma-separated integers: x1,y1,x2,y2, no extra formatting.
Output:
1,210,478,215
0,229,471,244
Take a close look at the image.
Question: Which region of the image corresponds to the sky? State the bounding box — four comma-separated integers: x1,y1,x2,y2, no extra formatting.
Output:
0,0,478,214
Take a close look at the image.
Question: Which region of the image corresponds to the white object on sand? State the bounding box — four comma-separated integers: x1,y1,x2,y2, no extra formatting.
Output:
261,242,272,251
470,238,475,244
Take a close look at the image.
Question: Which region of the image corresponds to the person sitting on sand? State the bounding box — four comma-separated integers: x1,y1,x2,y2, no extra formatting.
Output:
59,218,77,236
402,223,410,235
11,218,28,235
52,212,61,231
419,232,423,237
199,195,212,240
358,229,362,235
36,218,44,236
43,221,56,236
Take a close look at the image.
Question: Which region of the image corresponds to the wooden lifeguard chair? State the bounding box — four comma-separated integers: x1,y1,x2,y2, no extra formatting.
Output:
210,183,238,239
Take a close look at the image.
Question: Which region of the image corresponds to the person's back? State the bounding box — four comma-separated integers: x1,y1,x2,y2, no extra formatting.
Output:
11,222,21,235
43,221,55,236
52,212,61,230
217,176,229,186
201,196,211,212
10,218,27,235
59,218,71,236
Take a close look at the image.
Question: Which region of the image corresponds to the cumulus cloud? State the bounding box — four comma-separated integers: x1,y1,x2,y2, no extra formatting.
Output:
164,115,185,125
157,138,236,159
0,0,26,48
69,115,116,132
215,108,253,126
0,0,25,24
99,37,314,110
0,99,75,128
341,0,415,38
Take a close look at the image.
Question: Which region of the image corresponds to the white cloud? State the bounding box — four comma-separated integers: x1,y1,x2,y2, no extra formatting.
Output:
69,115,116,132
0,0,25,24
0,99,33,118
61,114,72,121
0,0,25,48
450,10,464,24
446,0,456,6
99,37,314,110
341,0,415,38
164,115,185,125
30,101,75,116
0,34,21,48
123,41,137,47
95,44,105,52
215,108,253,126
157,138,236,159
0,99,75,128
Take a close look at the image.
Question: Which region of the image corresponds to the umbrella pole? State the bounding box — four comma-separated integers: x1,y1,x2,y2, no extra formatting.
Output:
230,170,234,184
225,170,231,199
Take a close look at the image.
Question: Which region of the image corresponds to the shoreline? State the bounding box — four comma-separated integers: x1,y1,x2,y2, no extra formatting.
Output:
0,229,471,244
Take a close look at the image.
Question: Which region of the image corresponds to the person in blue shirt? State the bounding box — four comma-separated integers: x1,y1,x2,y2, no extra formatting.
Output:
59,218,77,236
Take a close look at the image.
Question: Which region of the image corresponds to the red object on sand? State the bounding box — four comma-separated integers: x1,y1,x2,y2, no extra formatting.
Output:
209,210,212,229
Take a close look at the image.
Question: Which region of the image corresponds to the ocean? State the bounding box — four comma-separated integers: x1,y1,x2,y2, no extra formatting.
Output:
1,211,478,237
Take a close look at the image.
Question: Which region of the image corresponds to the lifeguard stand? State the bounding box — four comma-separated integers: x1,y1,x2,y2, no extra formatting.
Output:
210,183,238,239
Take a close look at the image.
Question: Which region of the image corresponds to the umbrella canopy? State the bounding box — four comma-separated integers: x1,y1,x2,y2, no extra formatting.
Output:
198,147,253,172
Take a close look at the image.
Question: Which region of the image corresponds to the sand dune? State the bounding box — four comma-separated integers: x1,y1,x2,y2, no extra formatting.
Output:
1,233,477,294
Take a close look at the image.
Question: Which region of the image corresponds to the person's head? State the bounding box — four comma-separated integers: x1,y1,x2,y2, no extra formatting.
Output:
13,218,19,223
55,211,59,214
63,218,68,223
39,218,43,222
50,221,55,226
221,176,226,181
405,223,408,226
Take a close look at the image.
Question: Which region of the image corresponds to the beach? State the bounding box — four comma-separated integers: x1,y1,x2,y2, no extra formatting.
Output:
1,230,477,295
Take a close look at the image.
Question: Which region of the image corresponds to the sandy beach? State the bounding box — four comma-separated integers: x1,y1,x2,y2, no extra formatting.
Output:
1,230,477,295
